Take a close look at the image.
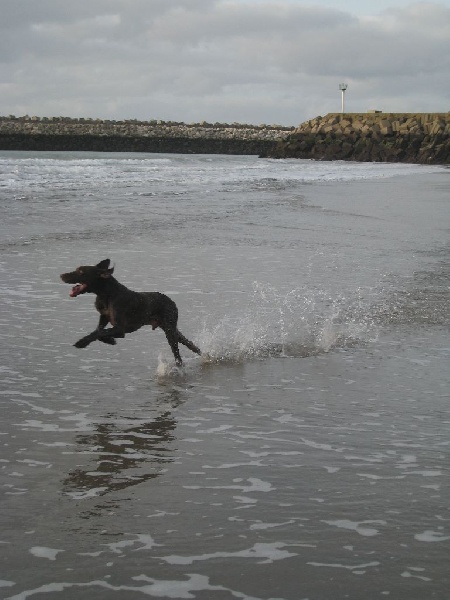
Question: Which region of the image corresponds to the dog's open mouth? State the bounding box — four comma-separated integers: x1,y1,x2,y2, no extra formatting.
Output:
70,283,88,297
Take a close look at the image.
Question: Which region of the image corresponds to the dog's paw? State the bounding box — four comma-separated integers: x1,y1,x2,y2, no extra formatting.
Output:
100,337,117,345
74,339,90,348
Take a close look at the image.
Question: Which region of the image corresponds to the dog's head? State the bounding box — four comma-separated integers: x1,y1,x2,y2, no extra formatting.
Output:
60,259,114,297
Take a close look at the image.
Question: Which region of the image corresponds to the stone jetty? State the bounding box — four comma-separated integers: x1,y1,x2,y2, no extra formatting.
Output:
0,116,292,155
264,113,449,164
0,113,448,163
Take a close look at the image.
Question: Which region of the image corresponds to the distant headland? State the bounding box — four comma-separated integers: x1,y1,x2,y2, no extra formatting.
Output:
0,113,448,164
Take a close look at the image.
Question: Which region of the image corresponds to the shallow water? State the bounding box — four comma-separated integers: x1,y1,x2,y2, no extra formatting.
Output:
0,152,449,599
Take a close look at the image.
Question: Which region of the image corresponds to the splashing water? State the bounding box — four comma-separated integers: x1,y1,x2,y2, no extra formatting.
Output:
156,355,174,377
197,282,380,363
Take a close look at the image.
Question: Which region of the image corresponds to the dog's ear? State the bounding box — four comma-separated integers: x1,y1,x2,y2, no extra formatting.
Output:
100,267,114,278
96,259,110,269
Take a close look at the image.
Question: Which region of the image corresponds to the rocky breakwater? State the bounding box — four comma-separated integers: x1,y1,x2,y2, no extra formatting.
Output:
0,116,292,155
265,113,449,164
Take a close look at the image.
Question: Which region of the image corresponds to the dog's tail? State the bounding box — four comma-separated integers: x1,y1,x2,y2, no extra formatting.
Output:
177,330,201,355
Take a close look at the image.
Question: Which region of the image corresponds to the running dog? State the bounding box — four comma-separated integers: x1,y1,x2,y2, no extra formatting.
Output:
60,259,201,366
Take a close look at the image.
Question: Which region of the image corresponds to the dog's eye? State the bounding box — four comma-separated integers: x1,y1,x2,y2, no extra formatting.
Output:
77,268,84,274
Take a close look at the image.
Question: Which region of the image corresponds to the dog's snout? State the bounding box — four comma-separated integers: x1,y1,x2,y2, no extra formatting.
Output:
61,271,76,283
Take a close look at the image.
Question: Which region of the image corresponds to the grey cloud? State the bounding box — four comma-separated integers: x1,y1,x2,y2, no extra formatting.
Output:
146,3,352,43
1,1,449,124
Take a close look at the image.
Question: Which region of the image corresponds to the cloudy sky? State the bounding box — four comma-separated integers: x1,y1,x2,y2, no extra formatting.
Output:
1,0,449,125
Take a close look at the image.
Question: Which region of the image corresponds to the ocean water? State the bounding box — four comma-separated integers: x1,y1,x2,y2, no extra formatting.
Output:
0,151,449,600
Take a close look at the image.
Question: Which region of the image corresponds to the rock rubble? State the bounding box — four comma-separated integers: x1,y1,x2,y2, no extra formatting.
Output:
1,113,448,163
0,116,292,154
264,113,449,164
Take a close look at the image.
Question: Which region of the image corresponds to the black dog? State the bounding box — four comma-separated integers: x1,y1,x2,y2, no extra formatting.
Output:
60,259,201,366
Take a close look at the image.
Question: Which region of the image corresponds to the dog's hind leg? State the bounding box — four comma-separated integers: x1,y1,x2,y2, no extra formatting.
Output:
164,328,183,366
177,330,201,355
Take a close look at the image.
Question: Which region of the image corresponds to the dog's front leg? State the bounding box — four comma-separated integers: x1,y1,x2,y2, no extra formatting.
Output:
96,314,117,345
74,316,119,348
74,330,118,348
97,314,109,331
74,331,101,348
96,326,126,343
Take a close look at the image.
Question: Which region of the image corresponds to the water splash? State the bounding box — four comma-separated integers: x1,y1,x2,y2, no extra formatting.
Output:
155,355,185,379
197,282,379,363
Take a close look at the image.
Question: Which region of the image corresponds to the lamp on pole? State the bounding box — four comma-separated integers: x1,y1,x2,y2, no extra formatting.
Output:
339,83,348,113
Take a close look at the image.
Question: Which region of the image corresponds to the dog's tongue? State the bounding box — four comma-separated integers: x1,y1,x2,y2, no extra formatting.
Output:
70,283,88,297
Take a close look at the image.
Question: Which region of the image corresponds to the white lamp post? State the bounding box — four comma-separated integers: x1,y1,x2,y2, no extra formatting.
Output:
339,83,348,113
